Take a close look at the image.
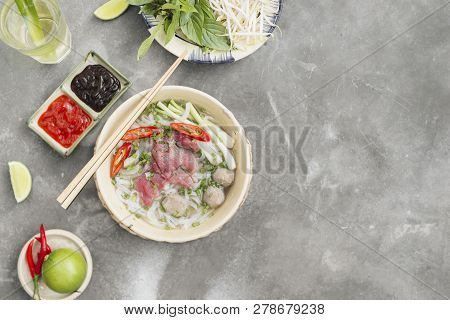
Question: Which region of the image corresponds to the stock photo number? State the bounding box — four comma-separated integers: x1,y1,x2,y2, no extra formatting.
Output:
253,303,325,315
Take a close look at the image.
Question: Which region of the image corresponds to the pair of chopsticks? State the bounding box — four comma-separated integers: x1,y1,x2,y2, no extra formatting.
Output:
57,51,189,209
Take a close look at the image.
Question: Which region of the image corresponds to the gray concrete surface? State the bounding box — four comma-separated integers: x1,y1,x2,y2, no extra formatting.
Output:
1,0,449,299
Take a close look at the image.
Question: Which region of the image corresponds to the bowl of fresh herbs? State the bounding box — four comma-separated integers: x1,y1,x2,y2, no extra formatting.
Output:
95,0,282,63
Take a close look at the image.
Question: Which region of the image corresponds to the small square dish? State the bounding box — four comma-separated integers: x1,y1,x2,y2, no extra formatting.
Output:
28,51,131,157
61,51,131,120
28,89,95,157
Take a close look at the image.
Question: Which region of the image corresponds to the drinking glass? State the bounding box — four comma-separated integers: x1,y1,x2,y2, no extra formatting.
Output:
0,0,71,64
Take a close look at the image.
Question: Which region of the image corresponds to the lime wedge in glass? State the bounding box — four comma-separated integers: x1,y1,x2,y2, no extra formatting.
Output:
94,0,129,21
8,161,32,203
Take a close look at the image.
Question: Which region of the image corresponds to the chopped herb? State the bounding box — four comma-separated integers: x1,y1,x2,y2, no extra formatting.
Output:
142,106,152,116
200,162,217,173
201,202,210,214
192,222,200,227
164,126,173,138
172,212,182,218
145,171,154,180
211,180,221,188
139,152,151,163
196,176,219,195
199,177,209,189
152,129,164,140
177,187,192,196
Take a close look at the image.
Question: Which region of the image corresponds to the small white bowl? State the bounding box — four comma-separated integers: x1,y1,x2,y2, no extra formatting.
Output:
17,229,93,300
95,86,253,243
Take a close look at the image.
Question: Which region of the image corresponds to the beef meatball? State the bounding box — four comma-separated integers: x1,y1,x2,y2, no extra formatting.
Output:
162,194,188,216
203,186,225,208
212,168,235,187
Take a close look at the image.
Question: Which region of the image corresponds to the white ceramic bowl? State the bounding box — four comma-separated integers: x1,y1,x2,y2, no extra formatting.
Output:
17,229,93,300
95,86,252,242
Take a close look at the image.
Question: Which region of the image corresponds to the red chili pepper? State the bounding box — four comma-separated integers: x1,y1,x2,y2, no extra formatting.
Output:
35,224,50,275
25,239,40,299
35,236,52,255
170,123,211,142
25,239,36,279
121,126,160,141
110,142,132,177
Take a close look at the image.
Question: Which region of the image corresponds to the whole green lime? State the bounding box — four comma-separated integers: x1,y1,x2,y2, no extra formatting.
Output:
42,248,87,293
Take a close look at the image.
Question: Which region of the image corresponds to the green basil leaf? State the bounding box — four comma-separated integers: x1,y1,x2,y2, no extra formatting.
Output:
137,19,164,60
194,3,204,24
179,11,191,25
201,17,230,50
181,0,195,6
179,0,197,13
180,11,203,45
165,10,180,44
180,4,197,13
161,3,180,10
164,16,171,32
197,0,215,19
140,3,155,15
179,0,198,25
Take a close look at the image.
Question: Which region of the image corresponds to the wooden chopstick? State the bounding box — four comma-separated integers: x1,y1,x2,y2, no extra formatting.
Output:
57,51,188,209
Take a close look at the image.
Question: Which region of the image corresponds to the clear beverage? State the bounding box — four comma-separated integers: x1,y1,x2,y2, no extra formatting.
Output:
0,0,71,64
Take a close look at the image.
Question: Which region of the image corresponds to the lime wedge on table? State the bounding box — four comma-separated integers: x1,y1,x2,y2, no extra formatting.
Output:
8,161,32,203
94,0,129,20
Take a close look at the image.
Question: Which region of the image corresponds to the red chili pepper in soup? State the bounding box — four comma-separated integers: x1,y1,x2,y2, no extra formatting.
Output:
110,142,132,178
170,123,210,142
121,126,160,141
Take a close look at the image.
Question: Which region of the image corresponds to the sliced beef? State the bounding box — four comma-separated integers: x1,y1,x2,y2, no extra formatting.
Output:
169,169,196,188
152,140,198,175
173,131,200,152
151,173,167,189
135,175,159,207
137,137,199,206
151,141,179,175
177,147,198,173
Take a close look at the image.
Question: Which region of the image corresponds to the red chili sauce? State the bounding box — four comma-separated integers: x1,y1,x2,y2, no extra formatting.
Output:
38,95,92,148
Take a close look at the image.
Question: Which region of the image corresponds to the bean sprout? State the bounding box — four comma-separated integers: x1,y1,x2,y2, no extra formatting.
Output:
209,0,279,49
